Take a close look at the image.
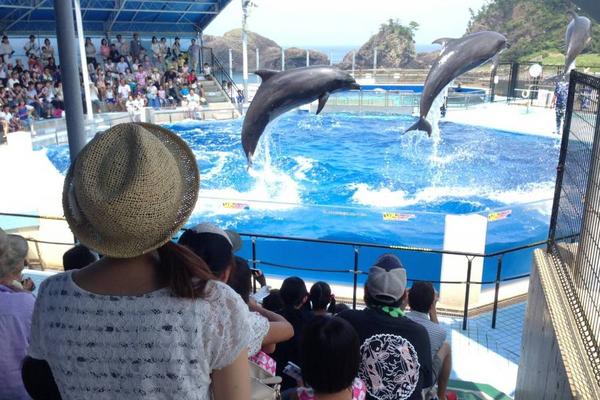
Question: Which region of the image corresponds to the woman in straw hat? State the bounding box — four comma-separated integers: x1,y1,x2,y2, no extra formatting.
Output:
0,228,35,400
22,123,251,399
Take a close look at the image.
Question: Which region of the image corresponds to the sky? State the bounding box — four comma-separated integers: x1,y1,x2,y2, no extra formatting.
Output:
205,0,489,47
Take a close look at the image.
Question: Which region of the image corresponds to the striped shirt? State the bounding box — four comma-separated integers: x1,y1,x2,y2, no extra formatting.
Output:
406,311,447,358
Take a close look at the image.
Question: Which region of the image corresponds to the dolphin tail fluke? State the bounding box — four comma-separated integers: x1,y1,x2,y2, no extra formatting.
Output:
405,117,432,137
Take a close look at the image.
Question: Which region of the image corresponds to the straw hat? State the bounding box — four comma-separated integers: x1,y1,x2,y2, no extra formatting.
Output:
0,228,28,279
62,123,199,258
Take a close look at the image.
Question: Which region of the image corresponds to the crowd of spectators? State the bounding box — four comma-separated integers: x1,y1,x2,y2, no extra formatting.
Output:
0,122,455,400
0,34,240,141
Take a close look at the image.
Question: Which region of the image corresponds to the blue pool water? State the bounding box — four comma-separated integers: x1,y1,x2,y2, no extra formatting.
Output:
44,112,559,286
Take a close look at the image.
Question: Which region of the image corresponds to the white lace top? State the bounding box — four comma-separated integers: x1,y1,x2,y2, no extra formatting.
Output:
28,271,251,400
246,311,270,357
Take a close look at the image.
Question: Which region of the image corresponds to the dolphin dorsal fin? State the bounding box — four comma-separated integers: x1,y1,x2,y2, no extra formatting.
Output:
432,37,456,47
254,69,279,82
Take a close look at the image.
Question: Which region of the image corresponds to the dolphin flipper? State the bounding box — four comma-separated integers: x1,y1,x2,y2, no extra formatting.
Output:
316,92,330,115
405,117,432,137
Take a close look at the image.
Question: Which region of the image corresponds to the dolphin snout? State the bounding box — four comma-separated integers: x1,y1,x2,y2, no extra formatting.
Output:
349,82,361,90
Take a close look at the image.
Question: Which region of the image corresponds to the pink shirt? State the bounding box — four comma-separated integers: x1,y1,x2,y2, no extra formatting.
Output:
135,71,147,86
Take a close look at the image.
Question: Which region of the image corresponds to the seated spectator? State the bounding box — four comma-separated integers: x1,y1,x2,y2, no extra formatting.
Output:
263,289,285,313
296,316,366,400
62,244,98,271
203,62,212,80
339,254,432,400
9,111,23,131
22,123,251,400
272,276,313,391
229,256,293,373
407,281,454,400
333,302,350,314
0,228,35,400
179,224,293,359
309,281,336,316
0,104,10,140
116,56,128,74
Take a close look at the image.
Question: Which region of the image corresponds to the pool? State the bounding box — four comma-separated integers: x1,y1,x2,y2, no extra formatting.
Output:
44,112,559,286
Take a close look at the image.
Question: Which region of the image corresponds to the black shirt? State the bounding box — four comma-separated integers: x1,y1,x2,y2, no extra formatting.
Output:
272,307,313,391
339,308,432,400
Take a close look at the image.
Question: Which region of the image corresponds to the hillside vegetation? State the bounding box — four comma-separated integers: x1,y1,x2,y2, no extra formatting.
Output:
339,20,419,69
467,0,599,64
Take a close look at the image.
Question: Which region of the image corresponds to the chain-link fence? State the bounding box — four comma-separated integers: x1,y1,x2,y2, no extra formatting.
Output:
548,70,600,383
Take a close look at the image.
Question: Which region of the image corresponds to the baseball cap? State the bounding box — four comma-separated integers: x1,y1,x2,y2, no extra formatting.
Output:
366,254,407,305
190,222,242,252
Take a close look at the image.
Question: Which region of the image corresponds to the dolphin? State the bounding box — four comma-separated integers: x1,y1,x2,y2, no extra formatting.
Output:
564,11,592,74
241,66,360,165
405,31,508,136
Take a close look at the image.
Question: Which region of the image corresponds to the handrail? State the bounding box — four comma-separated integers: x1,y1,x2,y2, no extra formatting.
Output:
208,48,240,103
2,211,546,330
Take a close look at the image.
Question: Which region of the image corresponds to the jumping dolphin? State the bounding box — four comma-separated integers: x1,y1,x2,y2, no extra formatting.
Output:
241,66,360,165
406,31,508,136
564,11,592,74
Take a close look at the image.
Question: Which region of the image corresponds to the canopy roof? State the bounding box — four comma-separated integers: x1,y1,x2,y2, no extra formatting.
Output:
0,0,233,36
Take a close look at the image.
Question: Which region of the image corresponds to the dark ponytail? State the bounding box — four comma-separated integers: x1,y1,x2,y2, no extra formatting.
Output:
309,281,336,313
156,241,215,299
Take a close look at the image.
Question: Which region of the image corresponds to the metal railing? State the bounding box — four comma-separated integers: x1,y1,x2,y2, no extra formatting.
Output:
326,90,485,112
1,211,544,331
548,70,600,384
204,46,241,104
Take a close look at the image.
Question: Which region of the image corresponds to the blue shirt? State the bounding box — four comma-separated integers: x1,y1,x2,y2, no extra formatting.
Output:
555,82,569,109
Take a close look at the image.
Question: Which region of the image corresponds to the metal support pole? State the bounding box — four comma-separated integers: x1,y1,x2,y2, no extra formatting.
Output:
54,0,87,161
73,0,93,121
281,47,285,71
491,256,503,329
373,48,378,76
252,237,257,294
256,47,260,83
198,31,203,73
352,246,359,310
352,51,355,76
241,1,249,101
462,257,474,330
306,50,309,67
228,48,233,79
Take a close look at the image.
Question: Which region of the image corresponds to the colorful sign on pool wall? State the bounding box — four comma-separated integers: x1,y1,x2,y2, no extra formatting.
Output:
383,212,416,222
488,209,512,222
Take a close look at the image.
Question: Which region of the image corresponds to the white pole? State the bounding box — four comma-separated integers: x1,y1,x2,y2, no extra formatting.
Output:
73,0,93,121
241,2,249,102
306,50,309,67
330,52,333,66
373,48,378,76
281,47,285,71
352,51,355,76
256,47,260,83
228,48,233,78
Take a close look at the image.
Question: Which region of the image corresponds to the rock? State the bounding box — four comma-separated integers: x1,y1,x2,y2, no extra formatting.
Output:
339,20,417,69
203,29,329,73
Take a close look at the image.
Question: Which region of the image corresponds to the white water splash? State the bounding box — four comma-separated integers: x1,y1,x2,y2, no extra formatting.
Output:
427,81,453,163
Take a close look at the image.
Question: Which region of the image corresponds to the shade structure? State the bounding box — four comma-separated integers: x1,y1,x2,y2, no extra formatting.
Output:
0,0,233,35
